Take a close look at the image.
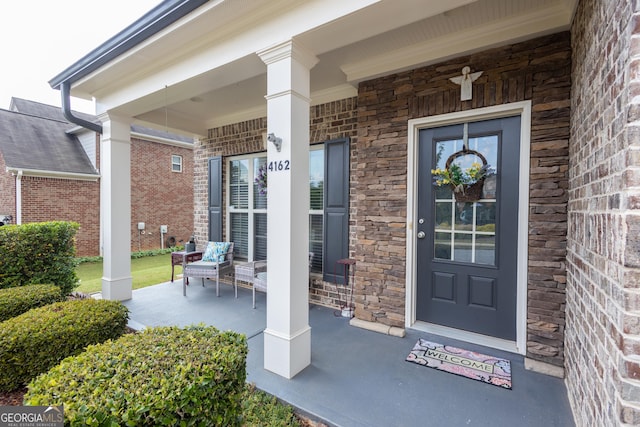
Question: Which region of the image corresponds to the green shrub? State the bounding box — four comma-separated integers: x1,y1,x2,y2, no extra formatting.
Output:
76,245,185,264
0,299,128,391
0,284,64,322
0,221,80,295
241,384,300,426
130,245,184,259
25,325,247,427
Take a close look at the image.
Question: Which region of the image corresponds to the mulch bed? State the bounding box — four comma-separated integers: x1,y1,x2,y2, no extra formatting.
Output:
0,388,26,406
0,389,324,426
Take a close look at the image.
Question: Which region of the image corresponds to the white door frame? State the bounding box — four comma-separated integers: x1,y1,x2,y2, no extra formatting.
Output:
405,101,531,355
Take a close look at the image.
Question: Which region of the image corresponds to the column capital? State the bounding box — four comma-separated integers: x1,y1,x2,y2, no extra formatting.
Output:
97,112,133,126
98,113,133,144
257,39,318,70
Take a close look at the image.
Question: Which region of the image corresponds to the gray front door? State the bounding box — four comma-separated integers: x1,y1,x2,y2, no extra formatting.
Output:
416,116,521,340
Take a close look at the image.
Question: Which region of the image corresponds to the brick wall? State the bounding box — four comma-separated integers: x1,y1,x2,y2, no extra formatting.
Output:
309,98,358,307
130,138,194,252
195,99,358,306
0,152,15,220
355,33,571,367
194,117,267,247
567,0,640,425
11,137,193,257
20,176,99,257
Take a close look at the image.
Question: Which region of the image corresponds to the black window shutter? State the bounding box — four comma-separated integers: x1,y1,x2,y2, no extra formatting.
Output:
208,157,222,242
323,138,350,284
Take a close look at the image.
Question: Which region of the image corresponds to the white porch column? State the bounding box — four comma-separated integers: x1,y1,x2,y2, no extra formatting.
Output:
99,114,132,301
258,40,318,379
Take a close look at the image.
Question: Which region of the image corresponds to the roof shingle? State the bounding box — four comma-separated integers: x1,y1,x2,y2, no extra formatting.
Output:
0,107,97,175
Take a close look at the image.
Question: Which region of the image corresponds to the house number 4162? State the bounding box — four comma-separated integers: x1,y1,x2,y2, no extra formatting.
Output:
267,160,290,172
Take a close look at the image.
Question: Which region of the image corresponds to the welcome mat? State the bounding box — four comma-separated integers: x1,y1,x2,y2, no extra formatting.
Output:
406,339,512,389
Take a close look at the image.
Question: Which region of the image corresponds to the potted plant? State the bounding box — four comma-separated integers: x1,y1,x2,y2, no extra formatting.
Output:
431,149,495,202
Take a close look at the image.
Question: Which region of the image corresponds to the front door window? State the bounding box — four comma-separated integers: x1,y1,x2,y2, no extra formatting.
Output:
433,134,498,266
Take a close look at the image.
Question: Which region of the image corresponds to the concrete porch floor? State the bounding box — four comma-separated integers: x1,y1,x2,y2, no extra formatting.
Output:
121,278,575,427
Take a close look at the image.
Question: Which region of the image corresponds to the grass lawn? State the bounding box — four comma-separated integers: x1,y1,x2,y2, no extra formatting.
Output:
76,253,177,294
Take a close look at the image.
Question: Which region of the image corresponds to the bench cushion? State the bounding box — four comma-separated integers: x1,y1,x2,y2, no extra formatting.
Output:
186,260,230,269
202,242,231,262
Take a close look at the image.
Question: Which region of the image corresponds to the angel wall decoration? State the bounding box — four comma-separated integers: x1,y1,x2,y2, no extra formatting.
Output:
449,66,483,101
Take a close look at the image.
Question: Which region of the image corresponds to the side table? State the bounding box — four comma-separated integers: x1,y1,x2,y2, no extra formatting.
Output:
234,261,267,308
171,250,203,283
253,271,267,309
234,261,267,285
335,258,356,318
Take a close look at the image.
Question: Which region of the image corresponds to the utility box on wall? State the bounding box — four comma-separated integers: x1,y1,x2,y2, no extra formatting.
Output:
160,225,168,233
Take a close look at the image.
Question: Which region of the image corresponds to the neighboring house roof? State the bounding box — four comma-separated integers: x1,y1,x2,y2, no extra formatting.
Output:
10,97,98,125
10,98,193,145
0,108,97,176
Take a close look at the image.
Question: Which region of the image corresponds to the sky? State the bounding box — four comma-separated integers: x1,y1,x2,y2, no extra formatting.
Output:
0,1,160,114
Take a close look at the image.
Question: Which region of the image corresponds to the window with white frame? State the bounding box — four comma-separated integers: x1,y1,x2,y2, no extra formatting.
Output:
309,147,324,273
171,155,183,172
227,155,267,261
227,147,324,273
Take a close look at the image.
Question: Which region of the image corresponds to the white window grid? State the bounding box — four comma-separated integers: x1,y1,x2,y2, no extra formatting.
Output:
171,155,183,172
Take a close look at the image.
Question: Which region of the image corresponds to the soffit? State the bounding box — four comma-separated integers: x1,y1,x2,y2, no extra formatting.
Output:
70,0,576,135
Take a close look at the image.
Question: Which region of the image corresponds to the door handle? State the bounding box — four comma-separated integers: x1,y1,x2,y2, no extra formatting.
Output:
417,231,426,239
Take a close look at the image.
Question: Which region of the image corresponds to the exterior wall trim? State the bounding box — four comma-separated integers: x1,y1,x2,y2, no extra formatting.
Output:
343,3,573,83
6,167,100,182
405,100,531,355
130,132,194,149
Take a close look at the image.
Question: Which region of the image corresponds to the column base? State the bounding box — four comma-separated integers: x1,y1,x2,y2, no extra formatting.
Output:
264,326,311,379
101,276,132,301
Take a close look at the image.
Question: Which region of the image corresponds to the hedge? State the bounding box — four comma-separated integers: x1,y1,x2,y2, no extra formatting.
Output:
0,299,129,391
76,245,184,264
0,221,79,295
25,325,247,427
0,284,64,322
241,384,300,426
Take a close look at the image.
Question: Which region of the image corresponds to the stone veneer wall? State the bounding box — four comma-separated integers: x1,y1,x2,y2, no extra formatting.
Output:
195,99,358,306
355,32,571,367
567,0,640,425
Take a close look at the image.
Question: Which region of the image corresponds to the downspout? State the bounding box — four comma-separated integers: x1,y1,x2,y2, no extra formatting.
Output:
15,171,22,225
61,81,103,134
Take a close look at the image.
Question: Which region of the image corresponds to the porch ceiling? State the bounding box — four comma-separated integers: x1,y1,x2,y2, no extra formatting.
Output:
71,0,576,137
